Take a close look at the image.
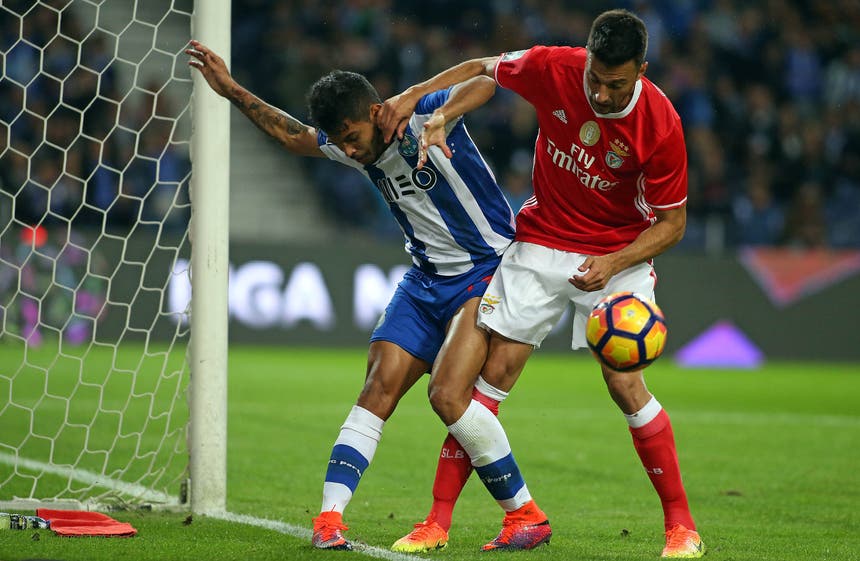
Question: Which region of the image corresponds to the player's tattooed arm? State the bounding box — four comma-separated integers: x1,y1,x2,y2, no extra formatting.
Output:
228,88,320,155
186,40,322,157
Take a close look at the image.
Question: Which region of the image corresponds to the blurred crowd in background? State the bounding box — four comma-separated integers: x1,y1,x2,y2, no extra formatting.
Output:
232,0,860,250
0,0,190,237
2,1,859,250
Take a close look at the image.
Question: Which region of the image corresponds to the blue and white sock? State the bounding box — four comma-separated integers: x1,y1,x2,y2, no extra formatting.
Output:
321,405,384,513
447,399,532,511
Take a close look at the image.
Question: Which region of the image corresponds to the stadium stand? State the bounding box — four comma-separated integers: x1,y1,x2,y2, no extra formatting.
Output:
3,0,859,248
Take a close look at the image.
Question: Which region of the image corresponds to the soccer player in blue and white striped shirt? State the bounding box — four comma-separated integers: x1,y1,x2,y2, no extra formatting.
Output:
187,41,551,552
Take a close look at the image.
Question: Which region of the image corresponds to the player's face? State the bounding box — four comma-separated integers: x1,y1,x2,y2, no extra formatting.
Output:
585,54,647,114
328,106,388,165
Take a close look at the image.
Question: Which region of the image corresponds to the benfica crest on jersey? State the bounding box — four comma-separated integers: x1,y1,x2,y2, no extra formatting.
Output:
605,151,624,168
605,138,630,168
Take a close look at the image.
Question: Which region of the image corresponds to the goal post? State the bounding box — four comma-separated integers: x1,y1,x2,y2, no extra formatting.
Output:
189,0,230,515
0,0,229,513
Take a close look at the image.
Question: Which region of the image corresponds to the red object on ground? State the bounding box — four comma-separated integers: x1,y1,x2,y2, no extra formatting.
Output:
36,509,138,537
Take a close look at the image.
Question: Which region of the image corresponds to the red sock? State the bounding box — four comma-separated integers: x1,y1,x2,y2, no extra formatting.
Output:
470,386,500,415
427,388,500,531
629,409,696,531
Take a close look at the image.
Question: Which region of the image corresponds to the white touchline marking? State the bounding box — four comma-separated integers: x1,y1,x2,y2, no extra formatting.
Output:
0,452,423,560
208,511,423,561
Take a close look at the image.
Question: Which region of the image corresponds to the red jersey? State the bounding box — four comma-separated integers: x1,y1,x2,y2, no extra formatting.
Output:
494,46,687,254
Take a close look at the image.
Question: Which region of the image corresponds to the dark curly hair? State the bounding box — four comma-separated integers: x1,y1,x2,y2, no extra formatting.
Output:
587,9,648,67
307,70,382,135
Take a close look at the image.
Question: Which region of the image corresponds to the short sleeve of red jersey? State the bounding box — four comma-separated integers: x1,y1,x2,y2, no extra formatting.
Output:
642,118,688,210
494,46,551,104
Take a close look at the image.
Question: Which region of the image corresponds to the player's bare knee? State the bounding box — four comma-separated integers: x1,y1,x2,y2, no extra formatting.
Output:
427,382,455,416
428,381,469,423
478,366,505,390
602,368,649,410
480,342,529,389
603,373,626,393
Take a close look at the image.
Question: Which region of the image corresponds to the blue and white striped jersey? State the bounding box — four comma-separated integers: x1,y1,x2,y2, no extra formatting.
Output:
317,88,515,276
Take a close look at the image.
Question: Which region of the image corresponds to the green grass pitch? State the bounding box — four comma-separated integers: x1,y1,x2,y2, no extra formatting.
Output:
0,344,857,560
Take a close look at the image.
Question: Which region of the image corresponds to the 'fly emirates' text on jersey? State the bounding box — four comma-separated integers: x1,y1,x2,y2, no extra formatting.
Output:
318,88,514,276
495,46,688,254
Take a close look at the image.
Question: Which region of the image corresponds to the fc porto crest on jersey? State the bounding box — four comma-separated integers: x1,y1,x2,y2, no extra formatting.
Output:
605,138,630,169
398,134,419,157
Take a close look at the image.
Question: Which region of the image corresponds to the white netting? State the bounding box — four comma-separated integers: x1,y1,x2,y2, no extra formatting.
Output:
0,0,194,508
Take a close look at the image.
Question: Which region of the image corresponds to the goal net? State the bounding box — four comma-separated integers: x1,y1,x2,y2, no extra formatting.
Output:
0,0,204,510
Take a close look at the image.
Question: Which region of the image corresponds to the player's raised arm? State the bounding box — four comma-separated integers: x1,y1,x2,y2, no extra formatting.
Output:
379,56,499,143
186,40,323,158
415,75,496,169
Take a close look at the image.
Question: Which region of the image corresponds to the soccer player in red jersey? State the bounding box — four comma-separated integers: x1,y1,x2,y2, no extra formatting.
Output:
380,9,704,558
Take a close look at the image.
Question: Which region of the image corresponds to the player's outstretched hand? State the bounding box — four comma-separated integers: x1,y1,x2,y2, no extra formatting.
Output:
378,91,420,143
185,40,235,98
417,113,452,169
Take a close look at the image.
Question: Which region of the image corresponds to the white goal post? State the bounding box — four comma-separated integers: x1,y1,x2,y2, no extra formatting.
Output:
188,0,229,515
0,0,229,514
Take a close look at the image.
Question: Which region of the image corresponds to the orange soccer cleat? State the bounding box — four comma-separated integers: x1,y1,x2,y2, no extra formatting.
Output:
391,517,449,553
312,511,352,550
481,500,552,551
661,524,705,558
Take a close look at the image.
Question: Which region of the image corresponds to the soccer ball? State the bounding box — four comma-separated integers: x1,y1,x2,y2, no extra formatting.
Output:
585,292,667,372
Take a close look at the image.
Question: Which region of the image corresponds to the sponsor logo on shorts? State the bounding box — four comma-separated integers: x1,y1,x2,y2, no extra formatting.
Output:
480,294,501,314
